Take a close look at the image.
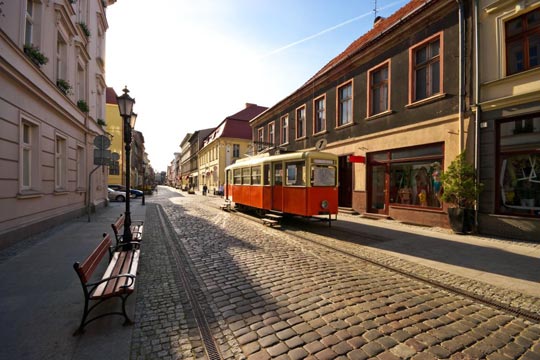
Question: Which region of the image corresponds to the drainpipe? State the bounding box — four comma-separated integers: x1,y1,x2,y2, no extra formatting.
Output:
473,0,481,226
456,0,465,153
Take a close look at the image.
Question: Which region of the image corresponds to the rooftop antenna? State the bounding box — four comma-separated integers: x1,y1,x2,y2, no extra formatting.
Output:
373,0,378,21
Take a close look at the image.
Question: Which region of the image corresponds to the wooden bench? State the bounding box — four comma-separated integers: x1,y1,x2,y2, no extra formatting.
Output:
111,213,144,246
72,233,140,335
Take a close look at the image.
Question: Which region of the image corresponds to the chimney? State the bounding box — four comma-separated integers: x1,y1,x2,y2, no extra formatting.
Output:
374,16,384,26
245,103,257,108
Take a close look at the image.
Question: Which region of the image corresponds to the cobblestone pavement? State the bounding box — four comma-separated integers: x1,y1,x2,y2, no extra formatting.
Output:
131,187,540,359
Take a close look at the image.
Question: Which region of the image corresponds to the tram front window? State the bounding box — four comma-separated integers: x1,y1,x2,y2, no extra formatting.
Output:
286,161,306,186
311,165,336,186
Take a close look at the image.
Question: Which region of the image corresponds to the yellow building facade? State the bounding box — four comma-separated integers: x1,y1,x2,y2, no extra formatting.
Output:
105,87,124,186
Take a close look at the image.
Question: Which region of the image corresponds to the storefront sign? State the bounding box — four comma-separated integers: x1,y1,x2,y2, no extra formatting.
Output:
348,155,366,163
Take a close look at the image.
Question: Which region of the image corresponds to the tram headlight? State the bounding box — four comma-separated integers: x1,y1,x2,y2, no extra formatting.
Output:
321,200,329,209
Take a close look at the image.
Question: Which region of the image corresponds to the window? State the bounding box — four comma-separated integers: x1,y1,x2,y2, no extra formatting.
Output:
233,144,240,158
337,81,353,126
314,96,326,134
498,115,540,216
268,122,275,147
410,33,442,102
286,161,306,186
506,9,540,75
311,165,336,187
25,0,34,45
56,34,67,82
77,62,86,102
25,0,41,48
242,168,250,185
76,146,85,188
369,144,444,209
20,120,40,191
280,115,289,145
233,169,241,184
263,164,271,185
257,127,264,151
251,166,261,185
368,61,390,116
55,135,67,190
296,106,306,139
109,161,120,175
274,163,283,185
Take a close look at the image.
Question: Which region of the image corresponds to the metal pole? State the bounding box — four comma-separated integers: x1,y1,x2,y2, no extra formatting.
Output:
123,116,133,244
142,166,146,205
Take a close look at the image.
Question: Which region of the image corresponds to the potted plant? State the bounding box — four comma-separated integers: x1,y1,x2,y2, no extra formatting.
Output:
78,22,91,37
440,152,483,234
97,118,106,126
77,100,89,113
23,44,48,66
56,79,72,95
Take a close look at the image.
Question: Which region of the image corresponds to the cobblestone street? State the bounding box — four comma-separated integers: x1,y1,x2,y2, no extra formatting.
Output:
131,187,540,360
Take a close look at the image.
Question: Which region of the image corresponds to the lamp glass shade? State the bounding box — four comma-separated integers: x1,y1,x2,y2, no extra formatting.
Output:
130,112,138,128
116,87,135,117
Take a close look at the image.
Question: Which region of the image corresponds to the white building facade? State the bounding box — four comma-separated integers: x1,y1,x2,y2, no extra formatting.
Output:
0,0,115,248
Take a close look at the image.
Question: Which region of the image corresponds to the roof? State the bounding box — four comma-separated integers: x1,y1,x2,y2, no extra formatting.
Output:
203,104,268,145
306,0,437,83
251,0,438,123
106,87,118,104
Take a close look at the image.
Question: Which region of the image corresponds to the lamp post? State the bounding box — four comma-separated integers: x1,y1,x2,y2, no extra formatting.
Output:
142,162,146,206
116,86,136,245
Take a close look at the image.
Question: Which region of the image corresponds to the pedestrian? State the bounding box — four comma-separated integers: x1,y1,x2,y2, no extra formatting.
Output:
203,184,208,196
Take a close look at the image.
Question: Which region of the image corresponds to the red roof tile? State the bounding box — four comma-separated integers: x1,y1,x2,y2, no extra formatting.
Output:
306,0,437,84
106,87,118,104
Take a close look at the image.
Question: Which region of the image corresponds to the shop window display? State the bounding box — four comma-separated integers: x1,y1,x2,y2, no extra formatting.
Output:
390,161,442,208
498,116,540,216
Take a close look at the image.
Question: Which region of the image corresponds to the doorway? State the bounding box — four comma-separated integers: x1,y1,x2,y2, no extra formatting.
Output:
368,164,388,214
338,155,353,207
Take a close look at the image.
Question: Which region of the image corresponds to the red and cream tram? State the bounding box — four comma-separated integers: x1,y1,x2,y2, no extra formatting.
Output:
225,151,338,217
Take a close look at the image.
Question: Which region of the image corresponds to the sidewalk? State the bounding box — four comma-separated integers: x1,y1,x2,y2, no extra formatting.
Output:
0,201,146,360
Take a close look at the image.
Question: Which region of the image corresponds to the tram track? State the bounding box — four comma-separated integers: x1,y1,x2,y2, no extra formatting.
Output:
220,205,540,324
156,205,224,360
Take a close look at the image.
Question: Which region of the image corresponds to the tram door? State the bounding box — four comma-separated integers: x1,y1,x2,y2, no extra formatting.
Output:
272,162,283,211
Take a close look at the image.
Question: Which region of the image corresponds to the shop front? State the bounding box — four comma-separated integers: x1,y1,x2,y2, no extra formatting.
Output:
366,142,448,227
479,110,540,241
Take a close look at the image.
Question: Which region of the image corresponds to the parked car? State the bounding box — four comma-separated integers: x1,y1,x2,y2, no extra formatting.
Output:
108,184,144,198
108,187,129,202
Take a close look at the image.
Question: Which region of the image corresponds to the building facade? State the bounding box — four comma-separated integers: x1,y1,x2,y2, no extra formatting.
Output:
0,0,114,247
250,0,473,229
105,87,123,185
199,103,268,194
476,0,540,241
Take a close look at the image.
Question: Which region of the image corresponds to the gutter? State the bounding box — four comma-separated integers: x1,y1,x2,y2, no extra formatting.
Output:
456,0,465,153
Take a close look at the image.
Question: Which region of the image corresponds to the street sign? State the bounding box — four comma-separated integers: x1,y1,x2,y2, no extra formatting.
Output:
93,135,111,149
94,149,111,165
111,152,120,161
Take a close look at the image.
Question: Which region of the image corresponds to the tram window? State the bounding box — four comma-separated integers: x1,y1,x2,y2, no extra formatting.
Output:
312,166,336,186
233,169,241,185
286,161,306,186
263,164,271,185
251,166,261,185
274,163,283,185
242,168,250,185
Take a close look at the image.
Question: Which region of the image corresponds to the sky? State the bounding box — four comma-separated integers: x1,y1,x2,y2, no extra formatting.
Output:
105,0,409,173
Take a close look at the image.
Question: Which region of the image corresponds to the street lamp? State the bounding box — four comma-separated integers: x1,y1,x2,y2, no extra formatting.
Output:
116,86,136,245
